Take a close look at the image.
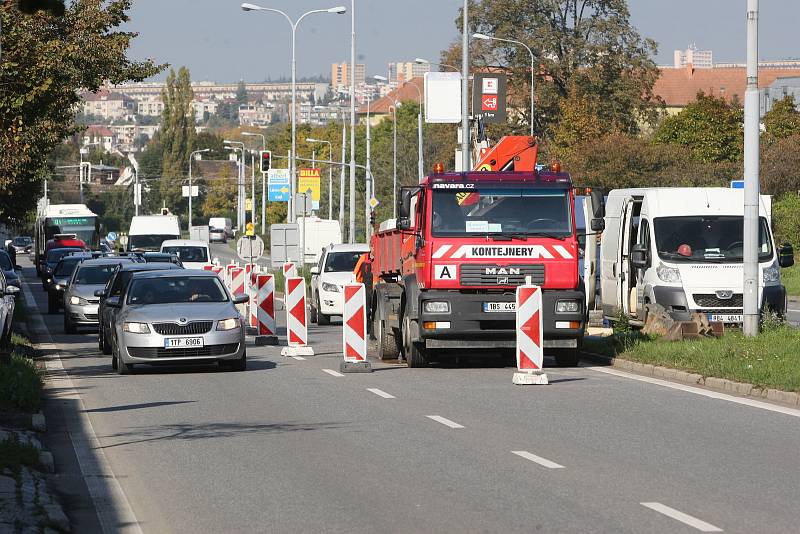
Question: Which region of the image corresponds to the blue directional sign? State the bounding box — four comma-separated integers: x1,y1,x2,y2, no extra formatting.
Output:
730,180,744,189
269,184,291,202
106,232,118,242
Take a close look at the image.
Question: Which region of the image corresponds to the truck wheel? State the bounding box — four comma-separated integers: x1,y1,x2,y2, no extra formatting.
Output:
554,348,580,367
402,314,427,368
375,315,400,361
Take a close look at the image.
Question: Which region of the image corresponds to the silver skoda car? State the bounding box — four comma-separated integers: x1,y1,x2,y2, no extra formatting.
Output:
107,270,248,374
64,257,135,334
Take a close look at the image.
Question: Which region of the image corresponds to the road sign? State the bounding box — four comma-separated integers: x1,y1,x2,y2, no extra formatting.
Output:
368,197,380,209
268,168,290,184
731,180,745,189
294,191,313,217
245,198,253,211
106,232,118,242
472,73,507,123
298,168,321,210
245,222,255,236
236,235,265,261
181,185,199,197
268,168,291,201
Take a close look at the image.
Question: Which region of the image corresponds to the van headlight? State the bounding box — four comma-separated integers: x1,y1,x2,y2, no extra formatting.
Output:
656,262,681,283
123,322,150,334
763,262,780,284
321,282,339,293
216,317,240,331
423,301,450,314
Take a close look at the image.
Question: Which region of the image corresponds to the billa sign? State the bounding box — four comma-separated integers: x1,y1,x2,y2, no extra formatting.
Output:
472,73,507,123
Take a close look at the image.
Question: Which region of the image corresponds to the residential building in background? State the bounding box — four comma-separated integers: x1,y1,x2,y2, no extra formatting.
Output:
81,89,136,120
136,95,164,117
331,62,365,89
388,61,430,84
674,44,713,69
760,77,800,115
108,124,160,152
82,125,116,151
239,103,275,127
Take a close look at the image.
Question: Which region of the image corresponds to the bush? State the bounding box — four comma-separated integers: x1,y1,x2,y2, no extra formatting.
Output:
0,353,43,413
761,135,800,198
772,194,800,246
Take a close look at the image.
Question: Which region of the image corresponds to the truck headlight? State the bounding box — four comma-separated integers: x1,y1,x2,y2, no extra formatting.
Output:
123,322,150,334
656,262,681,283
423,301,450,314
216,317,240,331
763,262,780,284
555,300,580,314
321,282,339,293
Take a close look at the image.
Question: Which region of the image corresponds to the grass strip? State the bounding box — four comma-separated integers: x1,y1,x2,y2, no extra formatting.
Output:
0,351,43,413
0,437,40,472
584,325,800,392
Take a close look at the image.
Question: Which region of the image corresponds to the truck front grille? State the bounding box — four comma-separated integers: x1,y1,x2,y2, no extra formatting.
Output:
460,264,545,287
693,294,743,308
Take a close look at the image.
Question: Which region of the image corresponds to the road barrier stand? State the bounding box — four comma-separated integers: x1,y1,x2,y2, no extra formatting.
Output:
203,265,213,271
280,276,314,357
340,283,372,373
211,266,224,281
255,274,278,346
513,283,548,385
245,264,258,334
230,267,247,319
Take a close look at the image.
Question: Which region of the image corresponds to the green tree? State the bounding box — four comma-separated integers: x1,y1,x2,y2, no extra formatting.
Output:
440,0,662,138
235,80,248,105
200,164,237,218
159,67,196,211
761,134,800,198
763,96,800,141
654,92,743,163
0,1,163,219
551,86,608,157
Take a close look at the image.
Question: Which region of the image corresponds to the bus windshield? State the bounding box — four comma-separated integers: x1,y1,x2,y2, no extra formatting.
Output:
45,216,98,247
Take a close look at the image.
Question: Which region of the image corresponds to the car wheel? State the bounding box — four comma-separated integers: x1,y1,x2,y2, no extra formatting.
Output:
317,301,330,325
227,351,247,372
113,338,133,375
101,328,111,355
64,314,76,335
47,292,58,314
402,313,427,368
309,295,319,324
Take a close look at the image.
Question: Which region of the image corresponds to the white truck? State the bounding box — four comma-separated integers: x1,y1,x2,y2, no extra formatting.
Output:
128,215,181,252
600,187,794,325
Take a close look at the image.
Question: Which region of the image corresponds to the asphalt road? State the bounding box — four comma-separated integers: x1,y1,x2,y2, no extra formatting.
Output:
18,256,800,533
209,241,272,269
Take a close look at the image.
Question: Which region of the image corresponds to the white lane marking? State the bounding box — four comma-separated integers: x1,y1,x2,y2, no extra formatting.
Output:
788,308,800,313
426,415,464,429
586,366,800,418
322,368,345,377
291,356,306,361
511,450,565,469
367,388,395,399
641,502,723,532
22,281,143,534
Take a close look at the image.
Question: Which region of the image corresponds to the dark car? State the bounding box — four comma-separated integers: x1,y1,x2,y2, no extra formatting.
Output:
11,236,33,254
45,253,92,313
41,247,83,289
97,262,183,354
140,252,183,267
0,250,21,289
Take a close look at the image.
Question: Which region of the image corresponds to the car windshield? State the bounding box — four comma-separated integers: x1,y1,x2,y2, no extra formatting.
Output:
74,264,117,285
127,276,228,305
161,246,208,263
654,216,773,263
0,252,12,271
47,248,80,263
129,234,179,251
13,237,31,246
54,258,82,277
431,188,572,237
324,252,363,272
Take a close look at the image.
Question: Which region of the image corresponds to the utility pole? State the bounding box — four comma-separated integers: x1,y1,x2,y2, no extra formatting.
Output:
461,0,470,172
743,0,760,336
339,121,346,233
348,0,357,243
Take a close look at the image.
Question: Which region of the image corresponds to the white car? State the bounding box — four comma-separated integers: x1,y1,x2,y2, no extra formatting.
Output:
310,243,369,325
160,239,211,270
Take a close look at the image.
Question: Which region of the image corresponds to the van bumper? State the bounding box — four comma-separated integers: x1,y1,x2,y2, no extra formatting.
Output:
652,285,787,320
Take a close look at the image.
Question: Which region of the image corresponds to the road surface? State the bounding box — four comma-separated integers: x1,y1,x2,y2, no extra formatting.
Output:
18,257,800,533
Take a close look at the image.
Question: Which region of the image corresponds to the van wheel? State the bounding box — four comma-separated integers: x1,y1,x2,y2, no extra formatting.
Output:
402,314,427,368
554,348,580,367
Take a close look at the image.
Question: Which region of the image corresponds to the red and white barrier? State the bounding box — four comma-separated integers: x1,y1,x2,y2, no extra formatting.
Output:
514,284,547,385
254,274,278,345
225,263,237,290
203,265,213,271
338,284,372,373
283,262,297,279
211,266,223,281
247,265,258,328
281,276,314,356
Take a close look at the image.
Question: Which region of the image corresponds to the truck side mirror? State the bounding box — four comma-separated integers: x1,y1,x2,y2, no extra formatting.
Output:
590,189,605,219
590,218,605,232
778,243,794,268
398,188,413,220
630,243,649,269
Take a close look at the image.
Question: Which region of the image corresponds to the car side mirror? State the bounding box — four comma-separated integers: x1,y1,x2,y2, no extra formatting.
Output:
630,243,649,269
105,296,121,308
590,218,605,232
233,294,249,304
310,266,319,275
778,243,794,268
94,289,106,298
4,286,20,297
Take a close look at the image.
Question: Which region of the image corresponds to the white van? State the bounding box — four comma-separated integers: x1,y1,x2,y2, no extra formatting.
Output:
160,239,211,270
208,217,233,238
128,215,180,252
600,187,794,325
297,217,343,265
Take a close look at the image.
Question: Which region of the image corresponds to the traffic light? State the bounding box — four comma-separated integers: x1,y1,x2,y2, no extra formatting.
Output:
260,150,272,173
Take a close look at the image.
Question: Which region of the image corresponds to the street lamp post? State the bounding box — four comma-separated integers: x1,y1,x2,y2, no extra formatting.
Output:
461,0,470,172
224,140,245,230
473,33,536,137
306,138,333,219
348,0,356,243
241,3,346,223
188,148,210,229
389,102,400,219
743,0,760,336
242,132,266,231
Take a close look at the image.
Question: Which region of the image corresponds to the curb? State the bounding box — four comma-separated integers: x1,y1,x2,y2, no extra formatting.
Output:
580,352,800,408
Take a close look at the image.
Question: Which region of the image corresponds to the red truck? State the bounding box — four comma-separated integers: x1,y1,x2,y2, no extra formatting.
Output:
368,136,604,367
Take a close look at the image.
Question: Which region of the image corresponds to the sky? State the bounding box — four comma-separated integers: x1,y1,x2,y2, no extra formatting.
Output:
124,0,800,83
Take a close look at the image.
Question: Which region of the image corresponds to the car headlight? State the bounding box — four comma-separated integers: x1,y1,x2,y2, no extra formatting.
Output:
763,262,780,284
556,300,580,313
656,262,681,283
423,301,450,314
123,322,150,334
321,282,339,293
54,284,63,290
69,296,88,306
216,317,240,331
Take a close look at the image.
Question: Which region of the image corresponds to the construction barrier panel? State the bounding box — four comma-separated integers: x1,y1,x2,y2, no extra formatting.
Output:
256,274,276,336
514,284,547,385
342,284,367,362
285,276,308,347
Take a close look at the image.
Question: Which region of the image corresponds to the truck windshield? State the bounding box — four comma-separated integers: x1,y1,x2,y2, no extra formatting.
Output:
431,188,571,237
129,234,179,251
654,216,773,263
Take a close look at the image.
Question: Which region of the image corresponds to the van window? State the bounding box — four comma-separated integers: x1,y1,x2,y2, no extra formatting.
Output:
161,246,209,263
654,216,772,263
